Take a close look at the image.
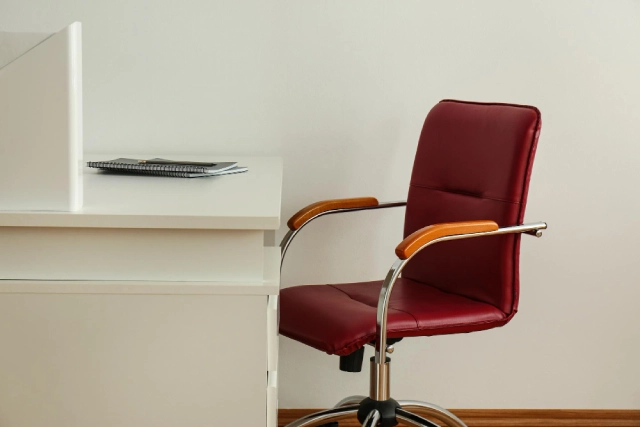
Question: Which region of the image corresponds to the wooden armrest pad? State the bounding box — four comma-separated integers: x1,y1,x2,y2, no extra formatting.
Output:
395,220,499,260
287,197,379,230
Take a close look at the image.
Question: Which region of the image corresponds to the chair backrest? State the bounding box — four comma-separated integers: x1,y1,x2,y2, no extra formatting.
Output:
402,100,541,315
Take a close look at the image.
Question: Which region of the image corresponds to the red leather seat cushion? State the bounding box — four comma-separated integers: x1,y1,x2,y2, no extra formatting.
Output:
280,278,509,356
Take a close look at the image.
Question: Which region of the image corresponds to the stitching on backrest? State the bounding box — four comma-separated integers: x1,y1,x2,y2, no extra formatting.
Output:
409,183,522,205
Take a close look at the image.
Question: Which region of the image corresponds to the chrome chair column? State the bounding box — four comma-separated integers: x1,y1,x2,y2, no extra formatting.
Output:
369,356,391,401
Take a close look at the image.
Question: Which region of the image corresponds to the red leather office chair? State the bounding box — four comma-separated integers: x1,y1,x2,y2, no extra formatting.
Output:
279,100,546,427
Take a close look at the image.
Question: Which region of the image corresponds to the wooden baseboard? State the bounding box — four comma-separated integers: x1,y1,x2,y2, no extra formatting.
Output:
278,408,640,426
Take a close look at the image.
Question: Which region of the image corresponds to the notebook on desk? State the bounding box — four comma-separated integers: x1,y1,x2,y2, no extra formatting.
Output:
87,158,248,178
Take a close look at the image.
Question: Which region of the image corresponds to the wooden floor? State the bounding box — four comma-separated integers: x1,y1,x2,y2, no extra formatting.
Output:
278,409,640,426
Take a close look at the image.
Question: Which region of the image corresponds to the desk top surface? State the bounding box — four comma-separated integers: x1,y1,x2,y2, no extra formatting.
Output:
0,154,282,230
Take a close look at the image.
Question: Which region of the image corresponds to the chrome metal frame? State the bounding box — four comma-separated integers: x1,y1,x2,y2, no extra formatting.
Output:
374,222,547,362
371,221,547,400
362,409,381,426
369,357,390,401
283,401,465,427
395,408,440,427
283,405,359,427
281,201,407,427
280,201,546,426
397,401,467,427
333,395,367,408
280,201,407,269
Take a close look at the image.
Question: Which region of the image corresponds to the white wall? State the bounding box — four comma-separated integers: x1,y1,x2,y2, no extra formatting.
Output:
1,0,639,409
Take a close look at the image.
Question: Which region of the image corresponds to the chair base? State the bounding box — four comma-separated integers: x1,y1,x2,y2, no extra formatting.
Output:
284,356,468,427
284,398,467,427
356,397,399,427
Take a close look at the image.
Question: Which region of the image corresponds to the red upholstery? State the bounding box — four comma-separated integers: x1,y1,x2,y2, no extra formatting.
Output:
280,100,541,356
402,100,540,314
280,278,508,356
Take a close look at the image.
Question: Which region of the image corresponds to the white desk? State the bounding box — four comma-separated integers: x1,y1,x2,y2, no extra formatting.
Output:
0,155,282,427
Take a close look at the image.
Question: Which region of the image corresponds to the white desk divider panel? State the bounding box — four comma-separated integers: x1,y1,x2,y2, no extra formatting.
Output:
0,155,282,427
0,22,82,211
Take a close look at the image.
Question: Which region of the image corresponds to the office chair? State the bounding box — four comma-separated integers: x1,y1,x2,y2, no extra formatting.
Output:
279,100,546,427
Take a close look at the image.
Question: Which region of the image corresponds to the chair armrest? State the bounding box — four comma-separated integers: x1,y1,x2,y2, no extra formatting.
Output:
287,197,379,230
280,198,407,269
372,220,547,380
395,220,499,260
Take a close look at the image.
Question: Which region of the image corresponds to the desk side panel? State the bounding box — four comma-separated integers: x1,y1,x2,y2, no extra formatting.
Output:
0,293,267,427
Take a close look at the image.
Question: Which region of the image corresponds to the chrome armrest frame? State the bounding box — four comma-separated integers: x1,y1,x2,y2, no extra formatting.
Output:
279,201,407,269
372,221,547,396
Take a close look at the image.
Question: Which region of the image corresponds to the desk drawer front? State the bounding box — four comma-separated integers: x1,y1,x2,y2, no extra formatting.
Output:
0,227,264,282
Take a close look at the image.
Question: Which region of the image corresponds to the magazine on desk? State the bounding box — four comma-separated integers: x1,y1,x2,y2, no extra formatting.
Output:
87,158,248,178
